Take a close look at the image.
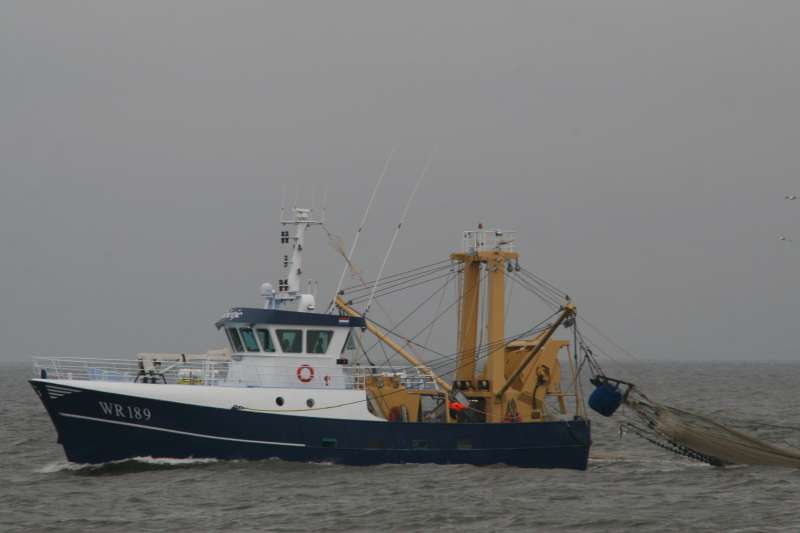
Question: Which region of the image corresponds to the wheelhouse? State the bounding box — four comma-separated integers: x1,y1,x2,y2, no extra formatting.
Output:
214,307,368,389
215,307,366,358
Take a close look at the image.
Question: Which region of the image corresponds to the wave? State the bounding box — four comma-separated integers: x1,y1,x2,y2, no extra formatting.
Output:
589,453,712,468
36,456,220,474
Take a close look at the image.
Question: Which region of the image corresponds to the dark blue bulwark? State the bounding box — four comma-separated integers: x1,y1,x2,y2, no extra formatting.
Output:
215,308,366,329
30,380,591,469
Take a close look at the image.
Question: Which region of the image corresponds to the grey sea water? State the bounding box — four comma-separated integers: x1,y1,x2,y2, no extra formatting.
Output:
1,360,799,532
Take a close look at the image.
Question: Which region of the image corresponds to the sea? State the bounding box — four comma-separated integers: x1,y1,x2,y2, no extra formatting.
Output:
1,360,799,532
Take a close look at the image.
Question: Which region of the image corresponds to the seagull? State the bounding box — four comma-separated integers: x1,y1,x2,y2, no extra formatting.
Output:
785,195,797,200
778,235,792,242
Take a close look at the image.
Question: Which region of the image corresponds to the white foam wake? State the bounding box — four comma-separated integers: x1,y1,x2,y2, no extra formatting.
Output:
36,456,219,473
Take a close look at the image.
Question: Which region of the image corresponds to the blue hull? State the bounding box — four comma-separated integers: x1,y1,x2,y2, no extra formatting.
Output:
31,380,591,470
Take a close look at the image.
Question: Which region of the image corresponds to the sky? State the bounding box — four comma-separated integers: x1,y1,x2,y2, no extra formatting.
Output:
2,2,800,363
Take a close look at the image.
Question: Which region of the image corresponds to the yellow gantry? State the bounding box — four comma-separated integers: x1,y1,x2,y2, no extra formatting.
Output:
337,226,579,424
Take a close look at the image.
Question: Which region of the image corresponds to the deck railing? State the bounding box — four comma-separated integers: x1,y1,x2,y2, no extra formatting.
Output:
33,357,232,386
32,357,438,391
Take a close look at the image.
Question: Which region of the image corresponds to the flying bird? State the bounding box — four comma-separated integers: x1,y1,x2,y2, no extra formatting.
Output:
778,235,792,242
785,195,797,200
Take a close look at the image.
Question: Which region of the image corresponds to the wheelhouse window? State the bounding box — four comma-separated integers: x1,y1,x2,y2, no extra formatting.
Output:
239,328,260,352
227,328,244,352
256,329,276,353
307,330,333,354
276,329,303,353
342,330,357,355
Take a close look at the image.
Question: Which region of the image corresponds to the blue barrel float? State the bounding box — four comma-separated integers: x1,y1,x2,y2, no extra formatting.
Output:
588,378,623,417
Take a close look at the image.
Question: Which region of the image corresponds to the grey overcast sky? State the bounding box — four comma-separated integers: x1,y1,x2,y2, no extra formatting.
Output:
2,2,800,363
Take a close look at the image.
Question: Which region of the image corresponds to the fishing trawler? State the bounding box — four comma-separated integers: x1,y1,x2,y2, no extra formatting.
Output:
30,206,591,469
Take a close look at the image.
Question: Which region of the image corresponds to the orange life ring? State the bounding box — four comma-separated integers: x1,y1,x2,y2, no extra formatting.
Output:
296,364,315,383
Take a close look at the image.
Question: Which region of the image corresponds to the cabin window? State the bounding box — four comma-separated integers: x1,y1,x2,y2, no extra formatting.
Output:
276,329,303,353
306,330,333,354
256,329,276,353
239,328,260,352
227,328,244,352
341,331,357,355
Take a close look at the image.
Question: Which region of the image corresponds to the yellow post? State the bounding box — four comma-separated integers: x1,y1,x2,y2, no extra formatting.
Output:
455,258,481,384
485,252,507,422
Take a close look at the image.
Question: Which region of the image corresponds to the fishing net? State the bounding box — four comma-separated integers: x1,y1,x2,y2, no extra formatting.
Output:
623,391,800,468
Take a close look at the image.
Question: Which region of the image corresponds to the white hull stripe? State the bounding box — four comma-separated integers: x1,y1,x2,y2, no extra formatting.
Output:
46,385,79,399
46,386,80,393
47,385,81,392
58,413,306,448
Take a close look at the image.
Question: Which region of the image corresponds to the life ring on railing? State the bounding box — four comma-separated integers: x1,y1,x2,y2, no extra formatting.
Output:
296,364,315,383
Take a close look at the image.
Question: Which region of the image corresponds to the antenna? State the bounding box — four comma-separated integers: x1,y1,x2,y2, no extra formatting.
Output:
364,148,435,316
279,184,287,221
330,147,395,309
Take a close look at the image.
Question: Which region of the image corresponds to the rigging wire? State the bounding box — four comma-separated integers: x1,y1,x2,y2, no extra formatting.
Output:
321,222,399,329
367,308,561,373
364,269,488,360
361,271,457,357
506,266,647,376
345,264,453,300
364,150,435,316
344,266,453,304
347,271,454,305
507,273,562,310
423,266,453,349
330,147,395,309
351,329,376,367
341,260,452,293
504,276,513,329
518,267,569,299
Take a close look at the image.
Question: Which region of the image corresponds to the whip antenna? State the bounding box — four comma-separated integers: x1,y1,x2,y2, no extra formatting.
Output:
330,148,395,310
364,148,435,317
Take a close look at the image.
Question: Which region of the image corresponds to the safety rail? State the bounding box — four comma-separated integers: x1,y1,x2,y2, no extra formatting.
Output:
346,365,439,391
32,357,439,391
462,228,516,254
33,357,231,386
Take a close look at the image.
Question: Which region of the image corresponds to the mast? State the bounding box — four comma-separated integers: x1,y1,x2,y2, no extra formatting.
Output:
450,226,519,422
455,256,481,384
264,206,322,311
